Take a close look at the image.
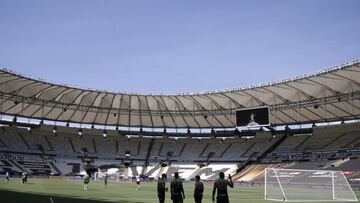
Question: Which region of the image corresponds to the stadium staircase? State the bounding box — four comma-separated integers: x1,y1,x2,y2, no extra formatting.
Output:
231,163,253,181
188,166,203,180
68,137,76,153
294,135,312,151
43,136,54,151
199,144,209,157
258,134,287,159
158,142,164,156
144,164,161,177
18,133,31,150
179,143,186,156
231,134,288,181
219,143,233,158
206,152,215,165
323,132,347,149
232,163,283,182
116,141,119,153
37,145,62,175
324,158,350,169
345,136,360,148
156,166,167,178
144,138,155,170
49,161,61,175
141,166,147,175
240,142,255,157
123,167,129,180
0,137,7,147
92,139,97,153
137,141,141,156
8,159,27,173
0,160,19,173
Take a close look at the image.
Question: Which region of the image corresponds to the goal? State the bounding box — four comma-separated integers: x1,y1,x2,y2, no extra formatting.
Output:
94,172,120,182
264,168,358,202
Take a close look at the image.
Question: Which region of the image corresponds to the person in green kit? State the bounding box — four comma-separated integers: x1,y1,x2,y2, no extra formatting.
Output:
212,172,234,203
170,172,185,203
157,173,168,203
194,175,204,203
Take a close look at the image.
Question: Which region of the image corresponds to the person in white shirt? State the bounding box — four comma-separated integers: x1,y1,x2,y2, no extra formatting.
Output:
136,174,141,190
21,171,27,184
5,171,9,182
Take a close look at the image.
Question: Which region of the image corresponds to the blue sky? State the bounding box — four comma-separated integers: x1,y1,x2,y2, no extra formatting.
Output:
0,0,359,94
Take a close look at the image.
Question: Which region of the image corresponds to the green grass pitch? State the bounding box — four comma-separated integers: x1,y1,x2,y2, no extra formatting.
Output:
0,178,359,203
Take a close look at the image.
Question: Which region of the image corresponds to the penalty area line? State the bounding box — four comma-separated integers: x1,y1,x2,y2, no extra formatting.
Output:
110,197,265,201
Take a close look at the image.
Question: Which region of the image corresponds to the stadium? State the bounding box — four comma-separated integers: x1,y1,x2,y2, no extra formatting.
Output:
0,60,360,202
1,1,360,203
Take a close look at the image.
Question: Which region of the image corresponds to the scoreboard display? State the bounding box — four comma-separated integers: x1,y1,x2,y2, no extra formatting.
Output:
236,106,270,127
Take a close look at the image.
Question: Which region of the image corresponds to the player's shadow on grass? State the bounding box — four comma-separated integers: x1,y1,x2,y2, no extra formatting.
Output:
0,189,146,203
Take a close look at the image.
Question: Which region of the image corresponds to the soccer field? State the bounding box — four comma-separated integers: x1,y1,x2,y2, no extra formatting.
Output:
0,178,359,203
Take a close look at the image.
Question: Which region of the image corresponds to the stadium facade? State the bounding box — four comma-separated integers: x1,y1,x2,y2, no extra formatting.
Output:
0,61,359,129
0,61,360,191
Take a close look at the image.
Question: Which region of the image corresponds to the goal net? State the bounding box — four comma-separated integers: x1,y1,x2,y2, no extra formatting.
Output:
264,168,358,202
94,172,120,182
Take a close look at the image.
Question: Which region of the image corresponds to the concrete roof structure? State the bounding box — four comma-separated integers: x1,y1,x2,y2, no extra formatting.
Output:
0,61,359,128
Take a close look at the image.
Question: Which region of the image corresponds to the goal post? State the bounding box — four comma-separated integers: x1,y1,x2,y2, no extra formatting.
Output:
265,168,287,201
264,168,358,202
333,170,358,201
94,172,120,182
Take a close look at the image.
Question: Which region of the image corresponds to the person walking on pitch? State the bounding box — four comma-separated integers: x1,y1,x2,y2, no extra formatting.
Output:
5,171,10,182
84,174,90,190
157,173,168,203
170,172,185,203
21,171,27,184
136,174,141,190
103,173,108,187
194,175,204,203
212,172,234,203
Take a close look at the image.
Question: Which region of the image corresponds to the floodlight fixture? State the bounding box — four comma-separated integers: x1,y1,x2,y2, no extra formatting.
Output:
78,128,83,136
53,126,57,134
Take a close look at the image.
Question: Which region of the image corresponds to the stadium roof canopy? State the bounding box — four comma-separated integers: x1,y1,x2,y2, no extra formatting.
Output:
0,61,360,129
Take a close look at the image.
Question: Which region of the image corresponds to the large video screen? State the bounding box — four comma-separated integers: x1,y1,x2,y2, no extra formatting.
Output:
235,106,270,127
